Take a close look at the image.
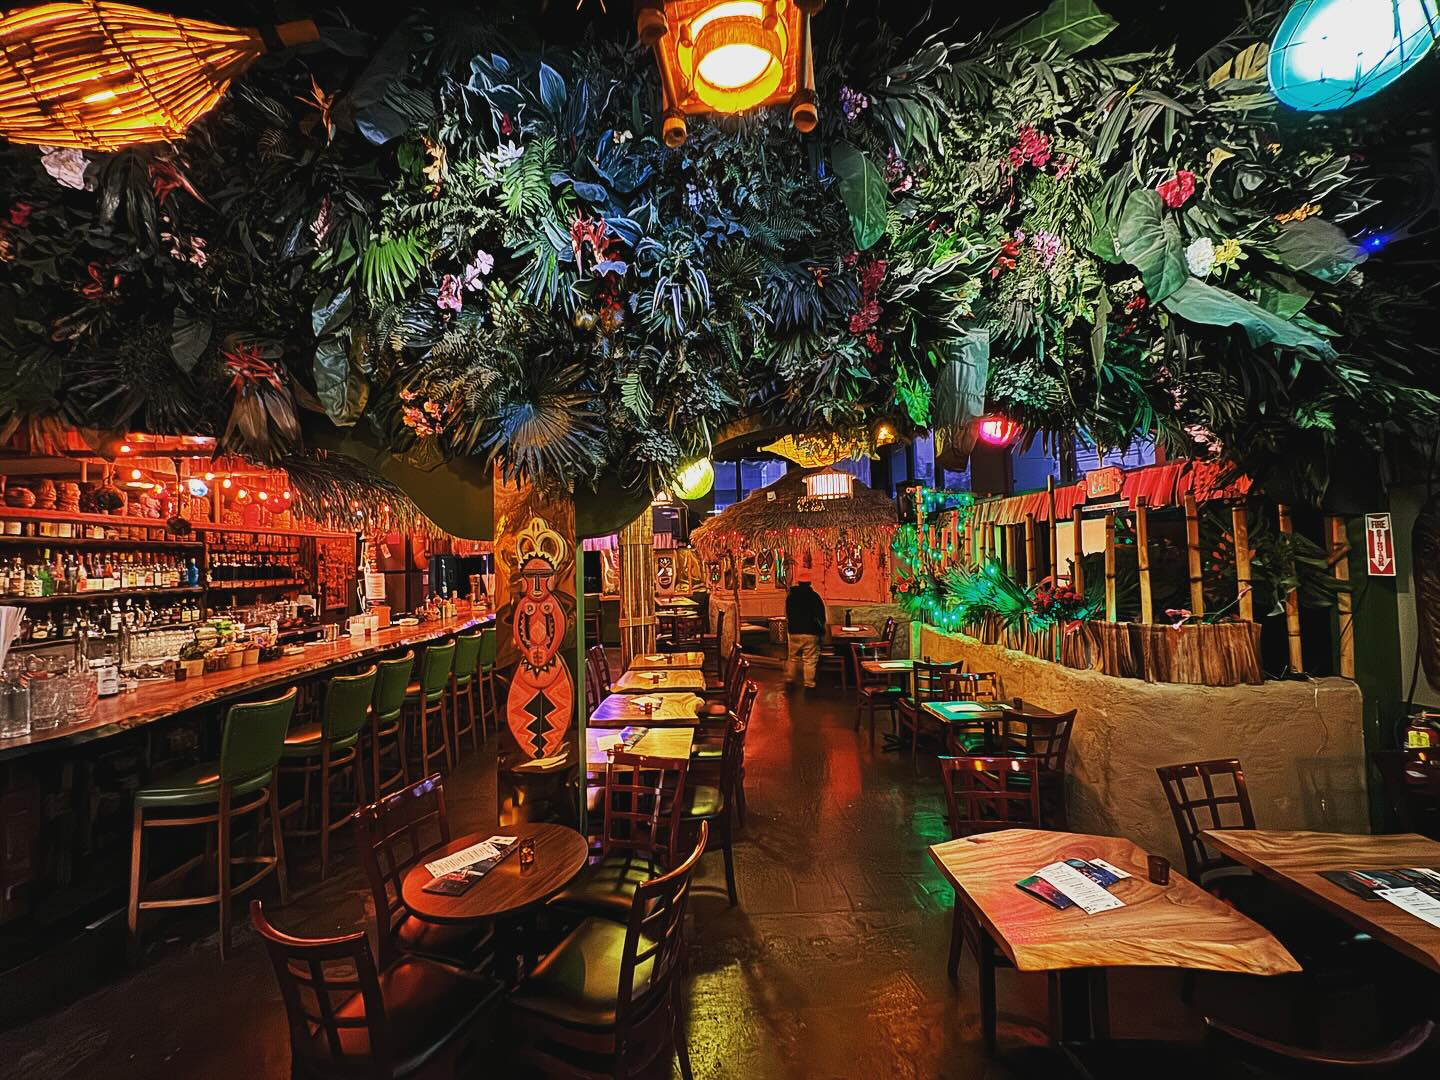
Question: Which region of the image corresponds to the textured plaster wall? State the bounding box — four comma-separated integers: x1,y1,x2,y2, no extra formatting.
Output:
918,626,1369,866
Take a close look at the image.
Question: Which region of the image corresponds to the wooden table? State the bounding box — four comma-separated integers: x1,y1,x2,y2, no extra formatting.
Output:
829,624,878,642
586,726,695,767
628,651,705,671
930,829,1299,1043
923,699,1012,751
589,692,701,728
401,821,588,924
657,596,698,609
1203,828,1440,975
612,669,706,694
860,658,914,676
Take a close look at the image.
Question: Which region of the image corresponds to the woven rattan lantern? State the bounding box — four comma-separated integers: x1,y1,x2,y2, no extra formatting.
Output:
0,2,318,150
636,0,824,147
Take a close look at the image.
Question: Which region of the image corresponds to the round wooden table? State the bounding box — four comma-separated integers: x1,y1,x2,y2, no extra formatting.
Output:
400,821,588,924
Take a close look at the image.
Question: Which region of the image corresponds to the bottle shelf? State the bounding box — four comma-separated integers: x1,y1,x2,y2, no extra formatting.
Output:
207,579,306,590
4,586,203,606
0,536,203,550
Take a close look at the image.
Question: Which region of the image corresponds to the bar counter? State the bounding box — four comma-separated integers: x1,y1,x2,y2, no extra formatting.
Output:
0,614,491,762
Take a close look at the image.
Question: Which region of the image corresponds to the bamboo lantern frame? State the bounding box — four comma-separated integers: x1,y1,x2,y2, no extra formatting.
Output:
0,3,317,150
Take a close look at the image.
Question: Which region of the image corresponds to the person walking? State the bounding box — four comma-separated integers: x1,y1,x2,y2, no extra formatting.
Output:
785,574,826,689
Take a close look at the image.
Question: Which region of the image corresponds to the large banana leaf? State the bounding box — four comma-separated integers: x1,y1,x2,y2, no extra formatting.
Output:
1003,0,1117,57
830,142,888,251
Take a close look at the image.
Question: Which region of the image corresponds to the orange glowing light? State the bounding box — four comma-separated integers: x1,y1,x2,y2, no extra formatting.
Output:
237,488,248,499
129,468,141,480
257,491,268,501
222,477,232,489
204,472,215,481
119,443,131,453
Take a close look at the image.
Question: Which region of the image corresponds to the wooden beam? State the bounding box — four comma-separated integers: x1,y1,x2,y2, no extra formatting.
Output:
1104,511,1117,622
1278,503,1303,674
1329,515,1354,679
1046,476,1059,583
1071,504,1085,595
1135,499,1152,624
1232,505,1253,622
1025,513,1038,587
1184,494,1204,617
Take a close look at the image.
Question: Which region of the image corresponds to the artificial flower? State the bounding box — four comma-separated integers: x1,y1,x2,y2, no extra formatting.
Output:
1031,230,1062,269
839,85,869,121
436,274,463,313
8,203,33,228
1156,169,1196,209
1212,237,1244,271
1275,202,1322,224
1184,237,1215,277
462,250,494,289
39,145,91,190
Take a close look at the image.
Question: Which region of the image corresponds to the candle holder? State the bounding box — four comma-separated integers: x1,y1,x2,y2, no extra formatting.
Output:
1147,854,1170,885
519,836,536,868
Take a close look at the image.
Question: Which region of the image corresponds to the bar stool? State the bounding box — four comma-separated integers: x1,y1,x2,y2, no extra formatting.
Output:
476,626,500,741
370,651,414,796
279,666,378,879
449,631,484,762
127,687,297,963
405,641,455,777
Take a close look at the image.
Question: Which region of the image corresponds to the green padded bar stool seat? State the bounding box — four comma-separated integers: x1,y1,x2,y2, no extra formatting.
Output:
452,631,483,690
549,852,662,921
508,917,658,1029
369,651,415,796
280,666,377,761
450,631,485,760
407,641,456,777
134,763,272,808
280,724,361,757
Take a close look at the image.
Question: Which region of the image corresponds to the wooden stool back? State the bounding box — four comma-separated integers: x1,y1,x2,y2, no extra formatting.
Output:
1001,708,1077,778
620,821,709,1020
1156,758,1255,882
601,751,689,867
939,755,1042,837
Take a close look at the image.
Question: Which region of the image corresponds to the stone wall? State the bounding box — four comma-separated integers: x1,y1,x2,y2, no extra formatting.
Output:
917,625,1369,866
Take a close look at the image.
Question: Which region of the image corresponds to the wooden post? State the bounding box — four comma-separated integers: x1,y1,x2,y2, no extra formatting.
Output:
1104,512,1117,622
963,518,973,567
1184,494,1204,617
1025,514,1038,587
1046,476,1058,581
1135,499,1152,624
1329,515,1354,679
1232,505,1253,621
1005,523,1021,580
618,509,656,666
1070,505,1085,595
1278,503,1303,674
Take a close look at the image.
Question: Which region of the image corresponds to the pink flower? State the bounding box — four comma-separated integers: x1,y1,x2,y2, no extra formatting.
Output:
1164,607,1193,630
1015,125,1051,168
436,274,462,313
1157,169,1197,209
9,202,32,227
462,250,493,290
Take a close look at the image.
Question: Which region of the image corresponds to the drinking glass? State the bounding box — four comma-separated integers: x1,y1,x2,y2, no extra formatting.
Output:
64,668,97,723
0,680,30,740
27,665,64,732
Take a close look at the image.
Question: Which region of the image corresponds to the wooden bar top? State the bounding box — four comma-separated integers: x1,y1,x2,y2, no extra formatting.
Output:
0,614,491,761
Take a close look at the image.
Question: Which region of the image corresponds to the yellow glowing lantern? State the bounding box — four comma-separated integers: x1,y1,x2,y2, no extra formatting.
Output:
672,457,716,500
803,468,854,500
0,2,318,151
637,0,824,147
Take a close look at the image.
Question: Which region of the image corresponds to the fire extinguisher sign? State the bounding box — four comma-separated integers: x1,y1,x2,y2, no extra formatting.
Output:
1366,513,1396,577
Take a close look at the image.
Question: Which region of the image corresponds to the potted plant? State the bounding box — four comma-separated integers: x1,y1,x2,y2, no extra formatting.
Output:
178,642,207,679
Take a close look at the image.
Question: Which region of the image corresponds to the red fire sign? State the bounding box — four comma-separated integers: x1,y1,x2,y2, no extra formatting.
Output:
1366,513,1396,577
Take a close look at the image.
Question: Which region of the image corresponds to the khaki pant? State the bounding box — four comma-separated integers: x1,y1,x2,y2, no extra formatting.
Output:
787,633,820,687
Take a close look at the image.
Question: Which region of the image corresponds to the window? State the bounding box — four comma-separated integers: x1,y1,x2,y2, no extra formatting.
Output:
712,459,790,511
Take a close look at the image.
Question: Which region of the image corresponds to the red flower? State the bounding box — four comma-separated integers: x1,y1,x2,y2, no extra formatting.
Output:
1156,169,1196,209
848,299,881,335
989,234,1024,279
8,202,32,227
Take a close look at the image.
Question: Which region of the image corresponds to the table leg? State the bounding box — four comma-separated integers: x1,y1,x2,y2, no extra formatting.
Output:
1049,968,1108,1044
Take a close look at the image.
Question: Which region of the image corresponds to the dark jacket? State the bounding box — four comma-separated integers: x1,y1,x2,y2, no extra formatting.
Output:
785,583,827,637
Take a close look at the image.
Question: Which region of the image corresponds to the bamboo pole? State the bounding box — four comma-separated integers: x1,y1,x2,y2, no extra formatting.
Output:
963,518,973,568
1104,511,1118,622
1005,524,1021,580
1135,499,1152,624
1071,505,1085,595
1047,476,1058,581
1329,515,1354,679
1232,505,1253,621
1025,513,1038,587
1184,494,1204,617
1278,503,1303,673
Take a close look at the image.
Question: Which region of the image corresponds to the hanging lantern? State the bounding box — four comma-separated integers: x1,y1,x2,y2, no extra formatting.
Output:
1268,0,1439,111
977,415,1020,447
803,468,854,500
636,0,824,147
672,457,715,500
0,3,318,150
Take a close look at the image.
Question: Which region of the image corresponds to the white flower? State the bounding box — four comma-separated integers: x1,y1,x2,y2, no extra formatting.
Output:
494,141,523,167
462,249,494,290
1185,237,1215,277
39,145,92,190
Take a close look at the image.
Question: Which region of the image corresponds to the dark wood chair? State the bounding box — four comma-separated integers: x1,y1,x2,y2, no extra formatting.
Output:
816,639,850,690
1372,748,1440,839
1205,1015,1434,1073
702,643,744,699
351,774,494,971
251,899,501,1080
699,608,726,677
939,754,1042,1053
998,707,1077,829
509,821,708,1080
897,659,963,762
880,616,898,657
551,751,689,921
683,682,756,906
587,644,614,694
851,642,902,747
1155,758,1255,891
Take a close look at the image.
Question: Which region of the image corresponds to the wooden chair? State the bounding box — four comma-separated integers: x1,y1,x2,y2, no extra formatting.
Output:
897,659,962,762
251,899,502,1080
584,657,603,720
370,652,415,796
509,821,707,1080
279,666,378,879
448,631,485,762
1155,758,1255,891
958,670,1002,701
351,773,493,971
128,688,296,963
1372,748,1440,838
551,751,690,921
816,639,849,690
1205,1015,1434,1073
851,642,902,747
881,616,898,655
683,682,756,906
695,656,749,747
939,755,1042,1054
998,707,1077,829
476,627,500,742
405,642,455,778
587,644,613,693
703,643,744,698
584,607,603,648
699,609,726,676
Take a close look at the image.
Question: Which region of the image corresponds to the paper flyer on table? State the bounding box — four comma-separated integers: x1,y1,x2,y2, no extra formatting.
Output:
1376,886,1440,929
1035,861,1126,913
425,835,517,878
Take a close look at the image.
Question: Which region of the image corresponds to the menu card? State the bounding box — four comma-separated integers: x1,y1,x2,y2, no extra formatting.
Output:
425,835,517,878
1017,858,1128,913
1377,887,1440,929
1320,867,1440,901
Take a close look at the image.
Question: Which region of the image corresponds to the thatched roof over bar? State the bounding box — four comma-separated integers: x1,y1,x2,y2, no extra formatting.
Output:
690,467,896,559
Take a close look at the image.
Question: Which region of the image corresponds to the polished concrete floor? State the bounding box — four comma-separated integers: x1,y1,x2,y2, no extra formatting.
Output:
0,668,1394,1079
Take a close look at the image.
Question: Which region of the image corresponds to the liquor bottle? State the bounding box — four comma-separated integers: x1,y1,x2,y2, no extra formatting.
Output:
31,614,53,641
187,558,200,587
106,600,121,634
76,554,88,593
38,551,54,597
7,557,21,597
65,552,78,593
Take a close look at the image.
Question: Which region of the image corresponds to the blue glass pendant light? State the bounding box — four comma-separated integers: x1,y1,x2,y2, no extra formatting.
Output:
1268,0,1440,111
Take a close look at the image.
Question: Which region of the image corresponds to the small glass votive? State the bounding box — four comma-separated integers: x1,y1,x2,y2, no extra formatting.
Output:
519,836,536,868
1147,854,1170,885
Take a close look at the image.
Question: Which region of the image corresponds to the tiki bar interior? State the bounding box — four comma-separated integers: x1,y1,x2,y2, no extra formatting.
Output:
1,0,1440,1077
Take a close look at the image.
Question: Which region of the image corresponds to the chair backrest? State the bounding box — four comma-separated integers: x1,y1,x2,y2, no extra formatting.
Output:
617,820,709,1024
718,682,758,800
351,774,451,968
584,658,602,717
673,613,702,646
250,899,393,1071
1156,758,1256,881
882,616,897,651
322,665,379,743
587,644,612,690
963,671,1001,701
219,687,299,785
452,631,484,683
418,641,456,695
721,643,743,692
372,651,415,720
1002,708,1077,776
601,751,689,866
733,677,759,731
726,656,750,706
1371,749,1440,833
851,642,891,690
912,660,961,703
478,625,497,668
939,755,1042,837
712,608,726,643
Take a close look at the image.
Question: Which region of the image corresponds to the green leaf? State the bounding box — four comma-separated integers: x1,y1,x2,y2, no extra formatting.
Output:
619,370,651,420
1089,289,1111,372
1255,283,1311,320
1004,0,1117,56
1089,211,1120,263
314,337,369,426
538,62,567,115
1268,218,1367,283
170,307,211,373
932,331,989,431
1162,278,1334,355
311,285,354,338
830,142,888,251
1115,190,1187,303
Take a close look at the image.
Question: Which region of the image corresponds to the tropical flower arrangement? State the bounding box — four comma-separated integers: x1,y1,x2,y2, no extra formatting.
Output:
0,0,1433,509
